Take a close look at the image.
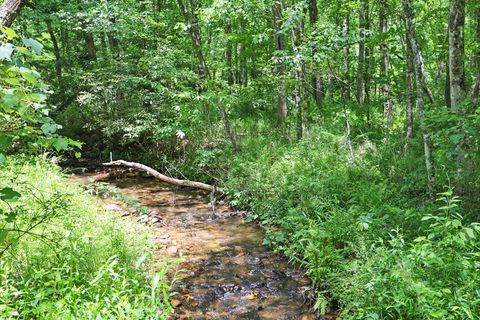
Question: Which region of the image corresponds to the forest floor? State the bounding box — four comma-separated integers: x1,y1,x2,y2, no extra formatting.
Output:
72,168,327,320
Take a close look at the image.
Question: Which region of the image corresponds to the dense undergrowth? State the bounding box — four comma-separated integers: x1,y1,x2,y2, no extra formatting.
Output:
0,157,172,319
222,133,480,319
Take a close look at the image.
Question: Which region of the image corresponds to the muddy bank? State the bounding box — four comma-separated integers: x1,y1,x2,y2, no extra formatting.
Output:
73,171,323,320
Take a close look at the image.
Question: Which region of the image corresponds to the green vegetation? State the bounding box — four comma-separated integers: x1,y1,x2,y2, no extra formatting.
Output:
227,137,480,319
1,0,480,318
0,157,172,319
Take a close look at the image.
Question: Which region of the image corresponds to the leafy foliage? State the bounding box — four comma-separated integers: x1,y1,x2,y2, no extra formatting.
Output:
0,157,173,319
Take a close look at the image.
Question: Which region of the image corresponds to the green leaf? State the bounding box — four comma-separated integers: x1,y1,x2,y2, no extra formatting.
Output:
0,43,14,60
3,78,20,86
2,27,17,40
0,153,6,164
75,152,82,159
464,227,475,239
41,123,58,135
2,94,19,110
22,38,43,55
0,229,8,243
52,138,68,151
450,133,465,144
0,187,21,202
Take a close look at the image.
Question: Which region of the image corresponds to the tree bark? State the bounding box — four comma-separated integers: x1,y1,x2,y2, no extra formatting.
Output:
448,0,466,110
272,0,288,125
83,31,97,61
342,13,350,103
448,0,469,186
471,5,480,107
103,160,223,193
405,31,415,139
177,0,209,78
290,20,308,140
380,0,393,129
46,18,65,104
309,0,323,106
403,0,434,195
356,0,366,109
0,0,25,27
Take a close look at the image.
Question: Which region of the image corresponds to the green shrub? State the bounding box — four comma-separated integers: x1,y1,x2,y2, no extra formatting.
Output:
227,136,480,319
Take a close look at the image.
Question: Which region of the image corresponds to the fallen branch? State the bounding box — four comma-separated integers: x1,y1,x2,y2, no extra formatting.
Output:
103,160,224,194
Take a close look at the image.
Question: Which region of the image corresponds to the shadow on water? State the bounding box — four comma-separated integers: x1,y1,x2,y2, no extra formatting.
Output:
73,172,335,320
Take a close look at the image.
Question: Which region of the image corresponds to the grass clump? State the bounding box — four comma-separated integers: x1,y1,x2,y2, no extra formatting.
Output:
0,156,172,319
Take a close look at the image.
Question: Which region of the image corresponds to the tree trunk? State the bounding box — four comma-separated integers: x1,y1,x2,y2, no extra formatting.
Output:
107,17,119,55
177,0,209,78
364,1,372,125
448,0,466,110
0,0,25,27
309,0,323,106
448,0,469,187
405,32,415,139
356,0,366,108
342,13,350,102
83,31,97,61
471,5,480,107
220,107,240,152
403,0,434,195
290,20,308,140
46,18,65,104
273,0,288,126
380,0,393,129
226,20,234,86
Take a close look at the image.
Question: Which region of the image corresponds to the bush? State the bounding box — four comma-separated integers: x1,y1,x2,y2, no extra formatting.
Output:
0,156,172,319
227,136,480,319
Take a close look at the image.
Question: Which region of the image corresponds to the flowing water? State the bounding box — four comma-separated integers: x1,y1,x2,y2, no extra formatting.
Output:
73,170,322,320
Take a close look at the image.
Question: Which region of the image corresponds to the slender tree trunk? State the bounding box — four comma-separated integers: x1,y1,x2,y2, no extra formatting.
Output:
356,0,367,108
0,0,25,27
273,0,288,125
226,19,234,86
107,17,119,55
364,2,372,125
380,0,393,129
471,5,480,107
177,0,209,78
83,31,97,61
290,20,308,140
46,18,65,104
403,0,434,195
309,0,323,106
448,0,466,111
342,13,350,102
448,0,469,186
405,32,415,139
445,59,452,107
341,8,354,160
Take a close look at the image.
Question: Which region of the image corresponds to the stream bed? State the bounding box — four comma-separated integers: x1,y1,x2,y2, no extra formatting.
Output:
74,170,321,320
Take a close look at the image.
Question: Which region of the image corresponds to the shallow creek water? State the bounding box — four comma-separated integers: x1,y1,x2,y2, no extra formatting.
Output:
74,171,321,320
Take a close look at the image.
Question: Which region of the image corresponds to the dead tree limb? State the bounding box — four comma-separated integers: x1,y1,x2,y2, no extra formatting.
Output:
103,160,224,194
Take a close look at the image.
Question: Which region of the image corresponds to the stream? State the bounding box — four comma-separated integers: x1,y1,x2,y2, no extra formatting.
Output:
73,170,322,320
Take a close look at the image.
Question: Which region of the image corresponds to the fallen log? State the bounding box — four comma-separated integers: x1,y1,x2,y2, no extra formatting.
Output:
103,160,224,194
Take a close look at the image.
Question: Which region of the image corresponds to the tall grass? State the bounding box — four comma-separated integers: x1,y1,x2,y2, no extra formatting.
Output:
0,156,173,319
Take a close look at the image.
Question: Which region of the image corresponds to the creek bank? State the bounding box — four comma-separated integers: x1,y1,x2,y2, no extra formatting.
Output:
72,168,328,319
